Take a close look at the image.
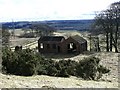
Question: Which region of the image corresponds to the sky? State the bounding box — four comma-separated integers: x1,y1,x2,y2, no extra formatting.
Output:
0,0,119,22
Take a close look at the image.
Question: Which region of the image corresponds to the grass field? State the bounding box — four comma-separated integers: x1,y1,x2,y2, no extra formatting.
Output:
9,29,39,50
9,29,120,52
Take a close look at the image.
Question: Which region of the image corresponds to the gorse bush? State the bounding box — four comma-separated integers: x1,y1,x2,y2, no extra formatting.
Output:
76,57,100,80
98,65,110,74
2,48,43,76
2,47,110,80
56,59,77,76
37,59,56,75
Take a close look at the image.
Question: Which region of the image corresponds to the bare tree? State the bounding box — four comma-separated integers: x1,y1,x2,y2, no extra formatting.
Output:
2,24,10,46
91,1,120,52
30,23,56,36
110,2,120,52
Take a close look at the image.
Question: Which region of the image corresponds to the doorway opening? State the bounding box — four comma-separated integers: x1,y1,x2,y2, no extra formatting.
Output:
58,46,60,53
67,42,77,53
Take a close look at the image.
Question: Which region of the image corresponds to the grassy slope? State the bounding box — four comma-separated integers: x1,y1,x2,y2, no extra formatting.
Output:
0,52,118,88
0,30,119,88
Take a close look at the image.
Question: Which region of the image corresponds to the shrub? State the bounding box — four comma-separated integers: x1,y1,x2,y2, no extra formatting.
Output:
56,68,69,77
2,48,44,76
53,59,77,77
54,61,69,77
76,56,110,80
2,47,110,80
98,65,110,74
2,47,15,73
38,59,56,75
65,60,78,76
57,59,77,76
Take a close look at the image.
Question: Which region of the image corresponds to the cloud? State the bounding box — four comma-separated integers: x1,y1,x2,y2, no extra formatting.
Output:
0,0,119,22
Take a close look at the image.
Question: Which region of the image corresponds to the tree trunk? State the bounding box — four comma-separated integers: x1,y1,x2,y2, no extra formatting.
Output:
114,20,119,52
106,32,109,52
97,37,101,52
110,29,113,52
89,35,92,51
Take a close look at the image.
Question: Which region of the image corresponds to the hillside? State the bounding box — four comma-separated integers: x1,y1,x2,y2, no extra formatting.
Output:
1,29,119,88
0,52,119,88
2,20,94,31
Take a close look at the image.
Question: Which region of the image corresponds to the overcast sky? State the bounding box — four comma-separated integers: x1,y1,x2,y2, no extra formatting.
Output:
0,0,119,22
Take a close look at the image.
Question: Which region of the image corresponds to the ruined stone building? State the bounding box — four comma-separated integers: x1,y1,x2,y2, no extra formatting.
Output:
38,35,87,54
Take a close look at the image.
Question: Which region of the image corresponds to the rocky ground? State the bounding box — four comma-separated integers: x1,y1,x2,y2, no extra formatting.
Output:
0,52,119,88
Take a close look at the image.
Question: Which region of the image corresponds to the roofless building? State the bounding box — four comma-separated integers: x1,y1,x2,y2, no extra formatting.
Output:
38,35,87,54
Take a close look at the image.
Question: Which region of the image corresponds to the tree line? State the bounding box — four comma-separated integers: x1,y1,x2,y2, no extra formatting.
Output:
2,23,55,46
21,23,55,38
91,1,120,52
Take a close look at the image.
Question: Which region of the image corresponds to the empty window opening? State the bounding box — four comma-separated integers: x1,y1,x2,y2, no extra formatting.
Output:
40,43,43,49
47,44,50,49
58,46,60,52
67,42,77,53
52,44,56,49
70,43,74,49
